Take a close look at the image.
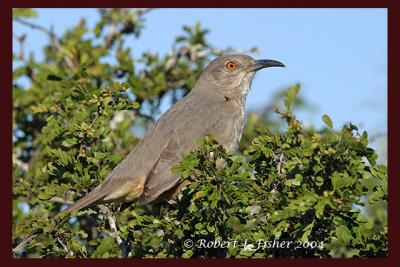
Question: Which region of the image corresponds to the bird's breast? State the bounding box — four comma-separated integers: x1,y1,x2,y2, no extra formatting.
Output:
210,97,245,152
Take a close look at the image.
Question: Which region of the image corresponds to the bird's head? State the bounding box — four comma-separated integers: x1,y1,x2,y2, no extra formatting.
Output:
196,54,285,98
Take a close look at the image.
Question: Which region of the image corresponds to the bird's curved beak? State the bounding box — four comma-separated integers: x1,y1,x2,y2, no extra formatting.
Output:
251,59,285,72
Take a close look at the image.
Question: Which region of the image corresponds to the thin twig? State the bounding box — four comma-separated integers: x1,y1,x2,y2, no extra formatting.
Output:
14,18,58,41
13,33,25,61
88,114,100,130
50,196,74,205
13,233,38,254
14,18,76,72
57,237,74,257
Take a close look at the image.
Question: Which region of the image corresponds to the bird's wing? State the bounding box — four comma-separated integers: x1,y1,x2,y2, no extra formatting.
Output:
139,98,223,204
138,134,184,204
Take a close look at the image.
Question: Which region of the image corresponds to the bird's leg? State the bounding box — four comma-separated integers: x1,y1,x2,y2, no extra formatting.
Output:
208,151,227,170
56,237,74,257
276,153,285,177
102,205,132,258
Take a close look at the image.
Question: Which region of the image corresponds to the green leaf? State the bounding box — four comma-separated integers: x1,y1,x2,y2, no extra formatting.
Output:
315,176,324,187
38,186,57,200
193,190,207,200
195,222,204,230
182,249,193,258
315,197,333,218
300,222,314,242
13,8,38,19
336,225,352,245
272,220,288,239
227,216,243,231
284,83,301,110
369,185,387,204
331,172,354,190
61,138,77,148
92,237,116,258
322,114,333,129
356,214,373,229
210,191,218,208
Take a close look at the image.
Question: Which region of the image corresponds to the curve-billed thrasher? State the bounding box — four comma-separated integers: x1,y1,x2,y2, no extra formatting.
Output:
62,54,285,217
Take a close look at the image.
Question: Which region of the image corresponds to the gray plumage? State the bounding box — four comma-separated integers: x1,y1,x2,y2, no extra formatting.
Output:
61,54,284,217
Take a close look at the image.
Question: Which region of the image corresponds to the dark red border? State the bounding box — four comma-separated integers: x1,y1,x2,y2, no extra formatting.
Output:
2,0,398,266
6,0,392,8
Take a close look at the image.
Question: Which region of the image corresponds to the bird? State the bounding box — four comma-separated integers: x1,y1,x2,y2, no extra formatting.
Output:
12,54,285,254
61,54,285,218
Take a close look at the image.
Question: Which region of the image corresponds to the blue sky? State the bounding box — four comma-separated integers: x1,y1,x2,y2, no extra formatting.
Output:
13,8,387,159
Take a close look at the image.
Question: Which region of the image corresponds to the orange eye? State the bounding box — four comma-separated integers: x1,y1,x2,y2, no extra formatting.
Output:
225,61,237,71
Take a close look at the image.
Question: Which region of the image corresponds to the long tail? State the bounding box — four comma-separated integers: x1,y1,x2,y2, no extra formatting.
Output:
57,185,109,220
